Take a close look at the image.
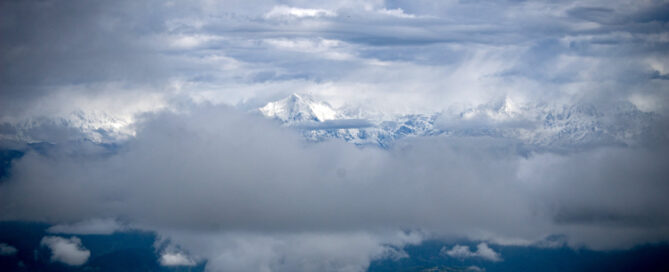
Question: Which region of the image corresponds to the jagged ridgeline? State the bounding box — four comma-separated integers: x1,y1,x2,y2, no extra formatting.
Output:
258,93,661,149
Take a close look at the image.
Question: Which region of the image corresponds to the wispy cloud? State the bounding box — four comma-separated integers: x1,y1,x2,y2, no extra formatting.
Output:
265,6,337,19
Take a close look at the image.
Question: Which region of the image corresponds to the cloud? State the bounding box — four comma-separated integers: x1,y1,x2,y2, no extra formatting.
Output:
0,243,17,256
265,6,337,19
566,7,621,25
291,119,374,130
474,243,502,262
377,8,416,18
441,243,502,262
0,105,667,251
159,252,196,266
1,0,668,122
157,230,422,272
40,236,90,266
0,0,669,270
47,218,126,235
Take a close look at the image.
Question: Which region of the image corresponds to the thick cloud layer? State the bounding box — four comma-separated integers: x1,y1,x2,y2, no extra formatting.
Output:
0,106,667,270
2,106,668,250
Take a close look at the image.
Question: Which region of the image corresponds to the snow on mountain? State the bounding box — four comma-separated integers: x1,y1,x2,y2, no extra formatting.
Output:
259,93,339,123
259,94,662,149
2,93,659,151
256,93,440,147
0,111,135,145
438,99,662,150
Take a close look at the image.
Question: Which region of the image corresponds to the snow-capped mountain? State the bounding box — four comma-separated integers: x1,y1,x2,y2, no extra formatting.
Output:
259,94,340,123
258,94,662,149
2,93,660,151
0,111,134,145
257,93,440,147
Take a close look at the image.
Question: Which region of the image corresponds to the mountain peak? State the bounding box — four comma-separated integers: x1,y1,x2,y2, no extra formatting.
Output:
259,93,338,122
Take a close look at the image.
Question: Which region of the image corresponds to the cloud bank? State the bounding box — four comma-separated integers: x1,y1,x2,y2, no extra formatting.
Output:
1,106,667,254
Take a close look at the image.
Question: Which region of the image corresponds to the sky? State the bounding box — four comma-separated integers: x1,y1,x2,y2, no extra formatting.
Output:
1,0,669,271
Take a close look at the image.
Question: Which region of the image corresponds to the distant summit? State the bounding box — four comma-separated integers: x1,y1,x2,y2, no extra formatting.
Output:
259,93,339,123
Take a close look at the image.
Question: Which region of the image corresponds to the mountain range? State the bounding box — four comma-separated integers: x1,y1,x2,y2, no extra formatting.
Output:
0,93,662,151
258,93,663,150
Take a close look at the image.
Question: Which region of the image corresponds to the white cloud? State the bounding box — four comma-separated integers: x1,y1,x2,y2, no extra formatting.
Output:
378,8,416,18
47,218,125,235
168,34,219,49
264,38,354,61
40,236,90,266
0,243,17,256
441,243,502,262
157,230,422,272
265,6,337,19
474,243,502,262
159,252,196,266
443,245,476,258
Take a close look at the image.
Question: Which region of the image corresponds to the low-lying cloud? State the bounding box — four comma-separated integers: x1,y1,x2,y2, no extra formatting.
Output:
159,252,196,267
40,236,90,266
0,105,666,271
441,243,502,262
0,243,17,256
47,218,126,235
291,119,375,130
155,230,421,272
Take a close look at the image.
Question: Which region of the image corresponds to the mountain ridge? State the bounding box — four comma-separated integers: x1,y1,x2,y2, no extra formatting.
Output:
258,93,663,149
